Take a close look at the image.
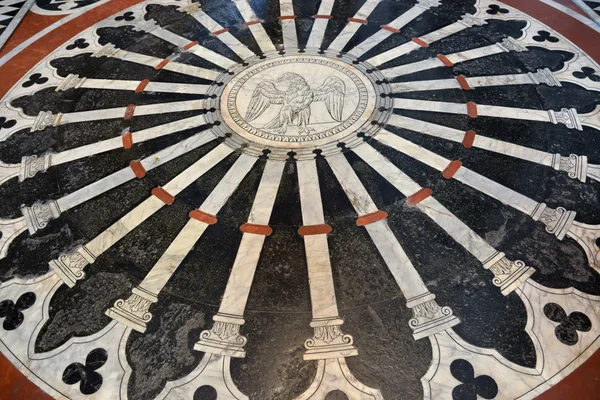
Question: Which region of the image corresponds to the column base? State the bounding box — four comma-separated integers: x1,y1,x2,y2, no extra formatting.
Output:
483,252,536,295
49,245,95,288
409,299,460,340
304,323,358,360
105,290,154,333
194,316,247,358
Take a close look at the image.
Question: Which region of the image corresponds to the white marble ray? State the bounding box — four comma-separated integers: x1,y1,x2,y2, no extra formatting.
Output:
57,76,210,95
306,0,335,49
386,114,595,183
390,69,560,93
381,37,525,79
153,161,285,399
366,14,486,66
353,142,535,295
327,0,383,52
295,159,380,398
279,0,298,50
182,2,256,59
49,142,232,288
93,44,221,81
0,114,210,187
134,19,238,69
348,0,441,57
327,153,459,339
0,131,217,262
392,98,582,130
106,154,257,332
232,0,277,53
374,130,600,274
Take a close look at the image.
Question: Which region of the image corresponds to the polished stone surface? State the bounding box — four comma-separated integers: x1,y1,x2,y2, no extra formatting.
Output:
0,0,600,399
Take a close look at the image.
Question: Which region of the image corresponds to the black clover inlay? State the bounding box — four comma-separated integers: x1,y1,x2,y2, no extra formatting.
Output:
544,303,592,346
0,117,17,131
486,4,509,14
533,30,559,43
194,385,217,400
66,38,89,50
451,359,498,400
0,293,36,331
115,11,135,21
22,73,49,88
573,67,600,82
62,348,108,395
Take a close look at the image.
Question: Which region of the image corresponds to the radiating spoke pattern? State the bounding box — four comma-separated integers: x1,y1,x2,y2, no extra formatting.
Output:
1,0,600,399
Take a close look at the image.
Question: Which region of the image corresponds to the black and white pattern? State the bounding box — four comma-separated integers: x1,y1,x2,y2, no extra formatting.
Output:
573,0,600,26
0,0,600,399
0,0,33,49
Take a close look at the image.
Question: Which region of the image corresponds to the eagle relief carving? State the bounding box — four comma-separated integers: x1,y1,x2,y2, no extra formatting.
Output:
244,72,346,135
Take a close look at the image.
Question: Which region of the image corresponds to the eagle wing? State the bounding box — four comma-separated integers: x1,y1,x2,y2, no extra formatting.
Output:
313,76,346,122
245,82,285,122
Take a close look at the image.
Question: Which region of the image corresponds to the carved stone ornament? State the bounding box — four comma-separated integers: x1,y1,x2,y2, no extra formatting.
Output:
498,37,528,52
537,205,577,240
195,318,248,358
19,154,51,182
105,291,154,333
31,111,62,132
409,298,459,340
21,200,61,233
483,252,536,295
55,74,87,92
459,14,487,27
49,245,96,287
551,153,588,182
529,68,562,87
548,108,583,130
303,321,357,360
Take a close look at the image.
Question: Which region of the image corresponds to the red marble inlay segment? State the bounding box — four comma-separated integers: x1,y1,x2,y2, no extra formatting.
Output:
443,160,462,179
456,75,470,90
462,130,476,148
129,160,146,178
298,224,332,236
240,223,273,236
124,104,136,120
122,131,133,149
356,210,388,226
381,25,400,33
244,20,262,26
152,188,174,205
467,102,478,118
183,41,198,50
135,79,149,93
313,14,334,19
211,28,229,36
411,37,429,47
406,188,433,206
437,54,454,67
189,209,218,225
154,59,170,70
278,15,297,20
348,17,367,24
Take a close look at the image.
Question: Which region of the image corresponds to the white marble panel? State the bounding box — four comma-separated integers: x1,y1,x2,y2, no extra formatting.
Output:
297,160,325,225
382,58,445,79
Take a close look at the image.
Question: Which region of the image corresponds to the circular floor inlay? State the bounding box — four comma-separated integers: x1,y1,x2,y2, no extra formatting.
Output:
1,0,600,399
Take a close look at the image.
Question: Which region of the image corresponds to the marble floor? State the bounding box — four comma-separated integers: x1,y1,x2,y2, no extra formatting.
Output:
1,0,600,399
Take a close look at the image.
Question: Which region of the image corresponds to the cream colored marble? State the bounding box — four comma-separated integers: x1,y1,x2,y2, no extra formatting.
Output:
327,0,383,52
186,3,256,59
349,0,440,57
306,0,335,49
280,0,298,50
232,0,276,53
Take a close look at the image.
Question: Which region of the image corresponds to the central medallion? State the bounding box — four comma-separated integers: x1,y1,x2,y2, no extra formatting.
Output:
220,55,378,150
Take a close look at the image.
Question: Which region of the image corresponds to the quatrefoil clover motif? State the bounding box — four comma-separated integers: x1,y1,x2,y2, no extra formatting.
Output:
0,117,17,131
0,292,36,331
486,4,509,15
450,359,498,400
573,67,600,82
66,38,89,50
62,348,108,395
543,303,591,346
532,30,559,43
